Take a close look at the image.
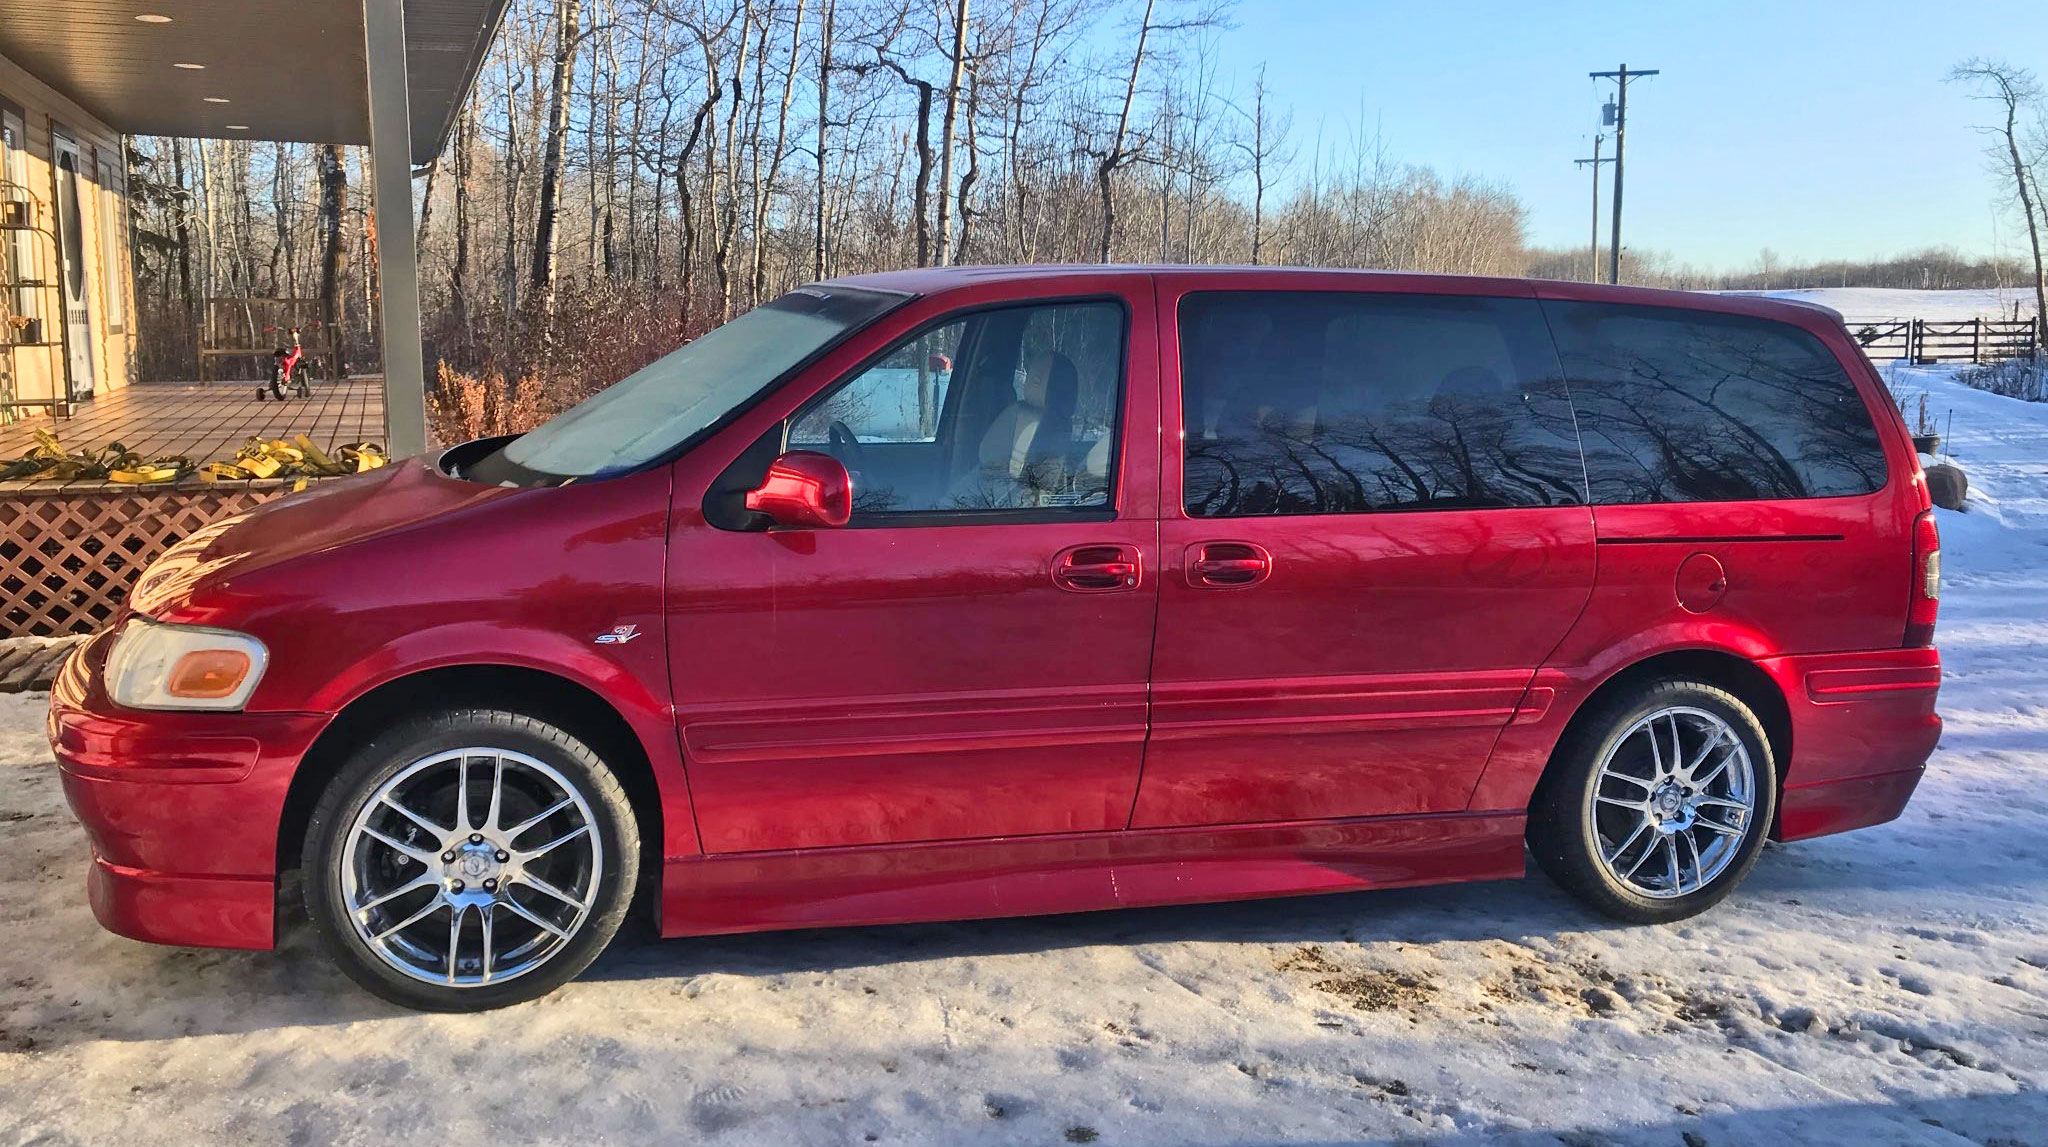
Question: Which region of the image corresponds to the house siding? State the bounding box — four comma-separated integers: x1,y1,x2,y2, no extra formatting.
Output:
1,48,137,422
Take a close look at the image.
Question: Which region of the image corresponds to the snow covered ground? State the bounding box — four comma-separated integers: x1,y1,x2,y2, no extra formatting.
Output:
4,368,2048,1146
1739,286,2040,324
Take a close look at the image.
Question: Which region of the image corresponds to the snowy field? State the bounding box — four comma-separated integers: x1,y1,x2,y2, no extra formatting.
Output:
4,367,2048,1146
1742,286,2040,324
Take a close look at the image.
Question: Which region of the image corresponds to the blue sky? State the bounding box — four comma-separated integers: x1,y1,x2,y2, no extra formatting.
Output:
1189,0,2047,269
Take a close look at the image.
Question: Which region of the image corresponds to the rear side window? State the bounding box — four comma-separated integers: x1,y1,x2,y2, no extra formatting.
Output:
1545,301,1886,503
1179,291,1586,517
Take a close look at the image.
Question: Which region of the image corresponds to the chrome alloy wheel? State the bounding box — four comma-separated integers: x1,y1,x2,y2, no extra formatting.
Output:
340,747,603,987
1587,706,1757,900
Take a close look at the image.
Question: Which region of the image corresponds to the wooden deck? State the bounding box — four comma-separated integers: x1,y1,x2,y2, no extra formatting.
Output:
0,378,385,492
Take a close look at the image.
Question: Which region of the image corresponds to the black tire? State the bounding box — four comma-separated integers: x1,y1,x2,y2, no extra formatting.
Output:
1528,679,1778,925
268,367,289,402
301,708,640,1011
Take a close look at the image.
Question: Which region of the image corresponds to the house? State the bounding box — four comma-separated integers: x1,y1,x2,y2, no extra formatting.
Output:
0,1,505,642
0,50,135,420
0,0,507,448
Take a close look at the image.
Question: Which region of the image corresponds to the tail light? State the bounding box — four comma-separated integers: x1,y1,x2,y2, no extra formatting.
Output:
1905,509,1940,647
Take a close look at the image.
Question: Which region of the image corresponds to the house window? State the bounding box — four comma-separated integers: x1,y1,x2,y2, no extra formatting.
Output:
96,152,123,332
0,100,34,332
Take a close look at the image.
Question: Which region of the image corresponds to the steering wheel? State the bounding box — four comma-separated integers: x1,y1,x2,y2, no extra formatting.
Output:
827,420,867,473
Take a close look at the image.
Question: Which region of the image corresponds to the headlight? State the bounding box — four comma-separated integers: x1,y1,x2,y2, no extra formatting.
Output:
104,617,269,711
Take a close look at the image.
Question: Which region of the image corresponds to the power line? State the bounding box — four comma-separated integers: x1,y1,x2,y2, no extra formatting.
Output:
1589,63,1659,285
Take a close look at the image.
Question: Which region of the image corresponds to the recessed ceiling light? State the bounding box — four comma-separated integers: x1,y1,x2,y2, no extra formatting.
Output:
174,63,206,71
203,97,230,104
225,125,249,131
134,13,172,22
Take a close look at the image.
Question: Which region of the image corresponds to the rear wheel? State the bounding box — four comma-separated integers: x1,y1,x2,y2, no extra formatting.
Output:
302,709,639,1011
1529,680,1777,924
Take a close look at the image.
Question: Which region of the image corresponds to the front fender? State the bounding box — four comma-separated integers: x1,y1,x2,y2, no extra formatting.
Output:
287,620,698,859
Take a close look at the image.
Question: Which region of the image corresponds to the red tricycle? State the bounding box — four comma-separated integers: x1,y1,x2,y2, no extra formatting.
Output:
256,326,312,402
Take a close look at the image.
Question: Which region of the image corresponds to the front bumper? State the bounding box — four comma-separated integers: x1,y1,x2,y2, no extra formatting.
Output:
49,630,328,950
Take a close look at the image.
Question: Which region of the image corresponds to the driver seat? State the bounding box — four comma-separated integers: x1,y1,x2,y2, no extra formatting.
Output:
947,352,1073,508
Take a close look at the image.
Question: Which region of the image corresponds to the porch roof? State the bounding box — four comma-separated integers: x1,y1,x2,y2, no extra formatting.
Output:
0,0,506,164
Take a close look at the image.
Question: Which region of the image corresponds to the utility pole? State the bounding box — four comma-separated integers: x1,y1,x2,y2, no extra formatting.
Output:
1574,134,1612,283
1589,63,1658,285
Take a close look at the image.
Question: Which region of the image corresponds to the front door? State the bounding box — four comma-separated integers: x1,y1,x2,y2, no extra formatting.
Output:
669,285,1162,853
50,131,94,399
1136,284,1597,828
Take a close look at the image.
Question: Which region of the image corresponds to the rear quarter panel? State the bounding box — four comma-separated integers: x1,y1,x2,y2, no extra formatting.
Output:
1469,284,1932,813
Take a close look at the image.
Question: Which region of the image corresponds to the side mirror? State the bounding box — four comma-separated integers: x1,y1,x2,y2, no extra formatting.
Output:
745,450,852,529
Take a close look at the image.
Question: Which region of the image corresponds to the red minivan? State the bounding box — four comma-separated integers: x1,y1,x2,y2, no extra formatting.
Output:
50,267,1943,1010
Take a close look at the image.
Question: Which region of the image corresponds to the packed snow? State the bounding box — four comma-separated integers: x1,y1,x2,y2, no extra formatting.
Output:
4,367,2048,1145
1739,286,2040,325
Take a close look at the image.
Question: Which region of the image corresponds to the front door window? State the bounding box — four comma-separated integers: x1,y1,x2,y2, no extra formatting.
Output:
789,300,1126,515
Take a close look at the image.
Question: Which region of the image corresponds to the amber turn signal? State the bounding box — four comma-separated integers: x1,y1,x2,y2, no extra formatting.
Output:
166,649,253,699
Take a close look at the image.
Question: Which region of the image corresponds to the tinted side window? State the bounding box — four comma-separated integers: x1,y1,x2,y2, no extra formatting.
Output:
1545,301,1887,503
1180,291,1586,517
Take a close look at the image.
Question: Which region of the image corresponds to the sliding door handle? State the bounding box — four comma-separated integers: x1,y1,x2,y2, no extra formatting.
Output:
1187,541,1272,588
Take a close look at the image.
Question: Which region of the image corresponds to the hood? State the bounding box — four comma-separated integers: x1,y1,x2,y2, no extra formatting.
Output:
130,455,514,620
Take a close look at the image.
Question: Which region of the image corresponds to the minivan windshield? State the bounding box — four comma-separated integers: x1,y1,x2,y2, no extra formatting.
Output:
462,285,906,485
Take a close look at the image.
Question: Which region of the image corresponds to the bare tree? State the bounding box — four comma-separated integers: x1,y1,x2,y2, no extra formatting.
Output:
125,0,1606,408
813,0,836,278
1230,63,1289,265
316,143,348,373
451,94,477,340
1094,0,1154,262
751,0,808,302
1951,59,2047,345
931,0,971,264
869,36,938,266
530,0,587,345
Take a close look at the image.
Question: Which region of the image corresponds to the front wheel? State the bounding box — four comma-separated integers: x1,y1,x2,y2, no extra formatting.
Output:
302,709,640,1011
1528,680,1778,924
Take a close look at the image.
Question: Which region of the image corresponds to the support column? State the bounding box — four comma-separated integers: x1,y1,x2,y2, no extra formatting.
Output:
363,0,427,457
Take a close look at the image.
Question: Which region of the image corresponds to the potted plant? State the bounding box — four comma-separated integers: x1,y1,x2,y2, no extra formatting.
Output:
1909,393,1940,456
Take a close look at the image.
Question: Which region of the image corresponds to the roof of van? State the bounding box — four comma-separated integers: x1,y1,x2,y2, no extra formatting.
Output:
816,265,1848,329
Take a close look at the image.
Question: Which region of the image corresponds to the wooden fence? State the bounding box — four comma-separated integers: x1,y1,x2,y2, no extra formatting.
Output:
0,484,299,638
1847,317,2041,364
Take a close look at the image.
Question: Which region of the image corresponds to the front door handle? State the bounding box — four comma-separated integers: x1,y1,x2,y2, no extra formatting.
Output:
1051,543,1144,593
1187,541,1272,588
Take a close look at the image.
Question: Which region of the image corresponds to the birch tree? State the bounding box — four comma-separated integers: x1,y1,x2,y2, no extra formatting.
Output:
1951,59,2048,347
